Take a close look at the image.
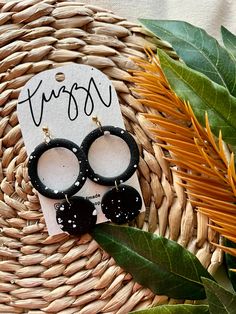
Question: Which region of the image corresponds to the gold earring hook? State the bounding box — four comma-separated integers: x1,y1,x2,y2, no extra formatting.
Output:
42,126,51,143
115,180,119,191
92,116,103,132
65,194,71,205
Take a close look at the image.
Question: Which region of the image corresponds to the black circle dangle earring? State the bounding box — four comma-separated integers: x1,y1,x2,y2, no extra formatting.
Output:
28,127,97,235
81,117,142,224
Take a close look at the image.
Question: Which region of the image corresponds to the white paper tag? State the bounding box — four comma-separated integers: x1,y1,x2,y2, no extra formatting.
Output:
17,64,145,235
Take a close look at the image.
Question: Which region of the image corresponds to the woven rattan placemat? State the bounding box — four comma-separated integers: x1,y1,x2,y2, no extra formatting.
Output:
0,1,222,313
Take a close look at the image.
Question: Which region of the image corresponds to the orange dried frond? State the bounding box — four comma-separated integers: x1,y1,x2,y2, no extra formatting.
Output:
181,184,235,203
210,222,236,235
190,194,236,212
205,113,229,167
185,104,205,132
228,153,236,196
176,171,229,188
177,174,235,201
141,100,186,119
146,116,191,135
212,243,236,257
165,158,223,177
129,52,236,257
194,143,228,183
151,130,194,143
198,207,236,222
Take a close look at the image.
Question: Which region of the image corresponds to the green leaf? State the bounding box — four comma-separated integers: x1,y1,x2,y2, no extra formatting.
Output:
157,48,236,147
139,19,236,97
130,304,209,314
202,278,236,314
224,238,236,292
221,26,236,59
91,224,214,299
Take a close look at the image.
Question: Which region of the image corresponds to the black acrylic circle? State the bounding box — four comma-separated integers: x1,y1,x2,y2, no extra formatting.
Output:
56,196,97,235
81,126,139,186
28,138,87,199
101,184,142,224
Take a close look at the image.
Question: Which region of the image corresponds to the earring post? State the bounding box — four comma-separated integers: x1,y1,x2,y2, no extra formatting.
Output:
115,180,119,191
92,116,103,132
42,126,51,143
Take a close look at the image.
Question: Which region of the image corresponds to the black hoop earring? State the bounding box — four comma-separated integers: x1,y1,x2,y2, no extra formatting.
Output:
28,134,97,235
28,138,87,199
81,123,142,224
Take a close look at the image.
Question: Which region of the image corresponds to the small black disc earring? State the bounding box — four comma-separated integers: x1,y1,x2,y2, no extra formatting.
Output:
101,182,142,224
81,120,142,224
28,127,97,235
56,196,97,236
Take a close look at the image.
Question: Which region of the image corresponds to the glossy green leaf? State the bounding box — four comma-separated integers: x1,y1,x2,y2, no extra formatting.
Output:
130,304,209,314
139,19,236,97
224,239,236,292
202,278,236,314
91,224,214,299
221,26,236,59
157,49,236,146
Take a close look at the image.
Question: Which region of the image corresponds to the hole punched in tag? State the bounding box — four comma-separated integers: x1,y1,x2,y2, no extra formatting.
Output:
55,72,65,82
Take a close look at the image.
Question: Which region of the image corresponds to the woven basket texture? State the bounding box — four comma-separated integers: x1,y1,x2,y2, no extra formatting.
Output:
0,0,222,313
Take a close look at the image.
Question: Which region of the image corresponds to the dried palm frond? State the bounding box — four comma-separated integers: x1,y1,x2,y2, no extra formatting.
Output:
129,51,236,259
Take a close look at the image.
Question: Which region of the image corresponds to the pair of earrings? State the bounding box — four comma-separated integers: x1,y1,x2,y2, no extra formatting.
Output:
28,119,142,236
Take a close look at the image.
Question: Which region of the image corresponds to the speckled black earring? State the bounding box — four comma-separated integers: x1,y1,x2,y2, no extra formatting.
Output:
28,134,97,235
101,184,142,224
81,123,142,224
56,196,97,235
28,138,87,199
